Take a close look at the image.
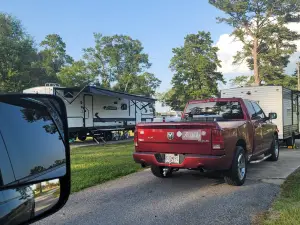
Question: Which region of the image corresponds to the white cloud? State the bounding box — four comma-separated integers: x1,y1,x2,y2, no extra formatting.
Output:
286,22,300,74
216,34,251,75
216,22,300,78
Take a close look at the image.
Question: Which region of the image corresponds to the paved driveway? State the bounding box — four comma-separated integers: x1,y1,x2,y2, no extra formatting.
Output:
35,148,300,225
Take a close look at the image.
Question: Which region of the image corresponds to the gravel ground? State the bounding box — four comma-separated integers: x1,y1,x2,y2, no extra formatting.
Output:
34,148,300,225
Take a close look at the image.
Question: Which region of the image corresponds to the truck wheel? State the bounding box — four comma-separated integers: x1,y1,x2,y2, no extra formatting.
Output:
224,147,247,186
268,136,279,161
151,165,172,178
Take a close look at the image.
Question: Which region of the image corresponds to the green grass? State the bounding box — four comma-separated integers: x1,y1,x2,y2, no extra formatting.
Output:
71,142,140,193
259,169,300,225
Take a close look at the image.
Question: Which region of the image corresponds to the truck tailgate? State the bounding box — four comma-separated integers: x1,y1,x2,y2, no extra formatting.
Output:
135,122,219,155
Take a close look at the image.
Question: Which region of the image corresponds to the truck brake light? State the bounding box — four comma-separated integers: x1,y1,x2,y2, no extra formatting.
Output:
212,129,224,150
134,129,138,147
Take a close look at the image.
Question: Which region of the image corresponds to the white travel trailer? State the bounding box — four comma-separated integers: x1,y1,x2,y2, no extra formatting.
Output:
23,84,155,141
221,85,300,146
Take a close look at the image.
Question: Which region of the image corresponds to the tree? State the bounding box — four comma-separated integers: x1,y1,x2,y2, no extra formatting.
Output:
83,33,152,89
57,60,98,87
164,31,225,110
209,0,300,85
38,34,73,83
114,72,161,97
0,13,38,93
230,75,254,87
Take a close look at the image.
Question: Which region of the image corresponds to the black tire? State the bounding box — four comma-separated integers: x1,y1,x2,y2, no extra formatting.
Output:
224,146,247,186
286,136,295,147
268,136,280,161
151,165,172,178
105,132,113,141
78,135,86,141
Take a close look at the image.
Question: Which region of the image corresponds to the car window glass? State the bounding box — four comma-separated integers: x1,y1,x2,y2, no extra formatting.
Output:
185,101,244,120
1,189,21,201
243,100,256,117
0,101,66,183
251,102,265,119
0,133,15,186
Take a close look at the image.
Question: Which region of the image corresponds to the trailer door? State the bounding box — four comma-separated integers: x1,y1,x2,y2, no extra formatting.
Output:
83,94,93,128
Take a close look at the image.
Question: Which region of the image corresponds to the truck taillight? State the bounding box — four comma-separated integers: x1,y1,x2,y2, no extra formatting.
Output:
212,129,224,150
134,129,138,147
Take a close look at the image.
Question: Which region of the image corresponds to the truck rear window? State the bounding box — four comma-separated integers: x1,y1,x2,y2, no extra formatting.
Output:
184,101,244,121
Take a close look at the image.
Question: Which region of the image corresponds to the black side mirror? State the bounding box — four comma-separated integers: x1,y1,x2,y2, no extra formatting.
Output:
269,112,277,120
0,94,70,225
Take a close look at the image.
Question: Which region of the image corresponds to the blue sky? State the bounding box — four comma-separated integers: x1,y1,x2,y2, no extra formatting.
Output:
1,0,234,92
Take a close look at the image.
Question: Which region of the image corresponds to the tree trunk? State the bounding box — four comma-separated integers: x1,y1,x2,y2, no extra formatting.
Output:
252,38,261,85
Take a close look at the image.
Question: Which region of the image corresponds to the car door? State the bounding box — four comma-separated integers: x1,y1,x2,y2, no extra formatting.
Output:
251,101,273,152
244,100,264,155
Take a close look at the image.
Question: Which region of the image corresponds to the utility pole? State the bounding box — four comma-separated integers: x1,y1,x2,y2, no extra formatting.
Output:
297,62,300,91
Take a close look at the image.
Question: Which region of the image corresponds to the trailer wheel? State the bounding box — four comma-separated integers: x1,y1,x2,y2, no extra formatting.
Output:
104,132,112,141
286,136,295,147
78,135,86,142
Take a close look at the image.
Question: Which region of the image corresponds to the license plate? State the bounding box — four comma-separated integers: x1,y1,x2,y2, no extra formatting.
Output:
165,154,180,164
182,131,202,141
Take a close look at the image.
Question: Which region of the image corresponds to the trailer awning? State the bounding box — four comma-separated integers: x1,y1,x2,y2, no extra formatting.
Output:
55,86,155,103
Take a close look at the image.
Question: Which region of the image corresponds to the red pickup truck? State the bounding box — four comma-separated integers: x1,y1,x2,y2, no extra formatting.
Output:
133,98,279,186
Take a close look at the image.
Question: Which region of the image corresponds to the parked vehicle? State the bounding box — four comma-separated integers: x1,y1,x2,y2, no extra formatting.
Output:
133,98,279,186
0,94,70,225
221,86,300,146
0,186,35,225
153,111,182,122
23,83,155,142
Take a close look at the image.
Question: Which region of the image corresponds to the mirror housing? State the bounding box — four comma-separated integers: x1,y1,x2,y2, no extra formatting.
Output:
269,112,277,120
0,94,70,225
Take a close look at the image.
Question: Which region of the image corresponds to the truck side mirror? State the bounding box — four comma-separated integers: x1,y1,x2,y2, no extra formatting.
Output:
0,94,70,225
269,112,277,120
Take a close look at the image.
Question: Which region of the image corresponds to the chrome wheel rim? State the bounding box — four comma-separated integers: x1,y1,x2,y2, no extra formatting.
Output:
274,139,279,158
237,153,246,180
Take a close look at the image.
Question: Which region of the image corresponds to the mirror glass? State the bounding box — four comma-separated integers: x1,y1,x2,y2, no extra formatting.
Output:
0,97,66,188
0,179,60,225
269,112,277,119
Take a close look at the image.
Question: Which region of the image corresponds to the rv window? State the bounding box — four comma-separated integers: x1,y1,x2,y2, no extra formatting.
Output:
121,104,127,110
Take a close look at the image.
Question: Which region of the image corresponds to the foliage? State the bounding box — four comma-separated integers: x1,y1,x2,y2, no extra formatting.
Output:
39,34,74,83
115,72,161,97
0,13,38,93
58,60,98,87
0,12,160,96
209,0,300,85
83,33,152,88
259,169,300,225
230,75,254,87
164,31,225,110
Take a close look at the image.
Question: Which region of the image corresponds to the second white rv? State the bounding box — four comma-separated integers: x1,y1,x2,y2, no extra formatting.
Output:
221,86,300,146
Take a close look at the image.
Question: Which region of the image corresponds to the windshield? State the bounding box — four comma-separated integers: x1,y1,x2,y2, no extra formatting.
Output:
185,101,244,121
